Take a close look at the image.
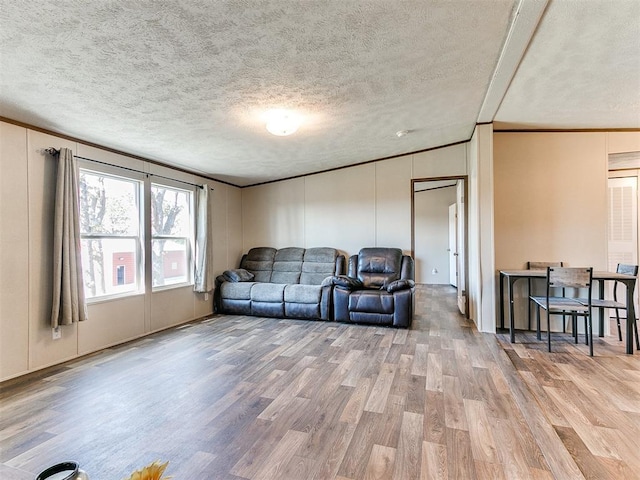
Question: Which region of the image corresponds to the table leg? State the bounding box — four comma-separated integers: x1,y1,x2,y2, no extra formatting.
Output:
598,280,605,337
509,277,516,343
626,279,636,354
499,272,505,330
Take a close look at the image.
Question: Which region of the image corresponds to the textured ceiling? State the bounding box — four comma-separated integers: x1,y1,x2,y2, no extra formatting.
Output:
0,1,638,187
495,0,640,129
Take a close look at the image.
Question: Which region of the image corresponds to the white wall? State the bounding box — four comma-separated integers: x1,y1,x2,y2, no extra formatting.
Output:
414,186,457,284
468,124,495,333
0,120,242,381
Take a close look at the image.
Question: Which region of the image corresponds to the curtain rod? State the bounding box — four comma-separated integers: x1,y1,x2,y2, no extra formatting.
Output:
45,148,210,190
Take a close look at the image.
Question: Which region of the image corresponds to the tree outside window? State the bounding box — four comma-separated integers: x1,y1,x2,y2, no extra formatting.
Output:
79,170,142,299
151,184,193,288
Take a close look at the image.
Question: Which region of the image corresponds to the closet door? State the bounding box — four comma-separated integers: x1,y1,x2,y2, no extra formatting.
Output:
608,176,638,270
607,175,639,321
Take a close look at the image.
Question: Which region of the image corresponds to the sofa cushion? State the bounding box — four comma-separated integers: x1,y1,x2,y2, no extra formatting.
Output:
271,247,304,284
241,247,276,283
220,281,254,300
348,290,395,314
284,284,322,304
250,283,286,303
300,247,338,285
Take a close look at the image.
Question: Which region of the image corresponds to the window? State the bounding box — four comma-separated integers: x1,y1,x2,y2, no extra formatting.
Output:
79,169,143,299
151,183,194,288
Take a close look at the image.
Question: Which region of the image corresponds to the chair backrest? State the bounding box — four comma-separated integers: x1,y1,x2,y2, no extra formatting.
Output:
614,264,638,301
528,261,563,270
617,264,638,276
528,261,565,297
547,267,593,290
355,247,403,288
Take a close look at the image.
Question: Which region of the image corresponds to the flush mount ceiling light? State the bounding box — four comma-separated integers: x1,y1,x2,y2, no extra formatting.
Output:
265,109,302,136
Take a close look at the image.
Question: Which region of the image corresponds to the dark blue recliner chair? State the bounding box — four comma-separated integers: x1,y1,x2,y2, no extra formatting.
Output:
331,247,414,328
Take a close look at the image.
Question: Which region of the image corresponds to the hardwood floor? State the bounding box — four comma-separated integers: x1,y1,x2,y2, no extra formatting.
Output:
1,285,639,479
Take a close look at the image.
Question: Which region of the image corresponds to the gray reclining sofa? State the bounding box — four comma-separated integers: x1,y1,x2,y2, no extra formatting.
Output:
215,247,345,320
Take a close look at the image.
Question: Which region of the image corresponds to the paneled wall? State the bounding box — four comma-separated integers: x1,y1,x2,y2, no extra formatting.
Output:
0,121,242,381
242,143,468,261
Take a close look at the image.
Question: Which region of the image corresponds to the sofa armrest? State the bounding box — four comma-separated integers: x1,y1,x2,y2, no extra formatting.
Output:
385,279,415,293
334,255,346,275
347,255,359,278
222,268,255,282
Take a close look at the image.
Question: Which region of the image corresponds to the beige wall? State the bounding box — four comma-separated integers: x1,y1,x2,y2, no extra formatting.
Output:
1,122,30,378
0,121,242,381
493,132,610,331
8,118,630,380
608,132,640,154
242,144,468,261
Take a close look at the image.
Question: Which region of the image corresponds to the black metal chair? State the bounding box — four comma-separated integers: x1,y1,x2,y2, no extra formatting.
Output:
526,261,564,337
530,267,594,356
578,264,639,350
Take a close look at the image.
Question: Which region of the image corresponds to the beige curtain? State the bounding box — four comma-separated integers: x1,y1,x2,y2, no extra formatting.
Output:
51,148,88,327
194,185,214,293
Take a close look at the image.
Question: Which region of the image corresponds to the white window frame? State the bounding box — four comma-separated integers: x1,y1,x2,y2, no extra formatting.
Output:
150,180,195,291
78,163,145,303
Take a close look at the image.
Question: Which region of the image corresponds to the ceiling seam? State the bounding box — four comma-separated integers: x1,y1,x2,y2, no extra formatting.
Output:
476,0,550,124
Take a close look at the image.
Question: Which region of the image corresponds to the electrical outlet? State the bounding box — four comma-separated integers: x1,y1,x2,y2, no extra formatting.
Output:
52,327,61,340
204,292,209,301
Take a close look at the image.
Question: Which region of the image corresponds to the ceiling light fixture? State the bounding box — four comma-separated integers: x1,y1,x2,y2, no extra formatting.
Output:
265,109,302,136
396,130,410,137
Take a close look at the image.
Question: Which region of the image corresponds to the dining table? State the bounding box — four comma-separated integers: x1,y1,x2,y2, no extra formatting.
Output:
498,269,638,354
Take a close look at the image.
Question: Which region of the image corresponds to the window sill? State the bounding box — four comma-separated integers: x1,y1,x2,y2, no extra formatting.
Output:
86,291,145,305
152,282,194,294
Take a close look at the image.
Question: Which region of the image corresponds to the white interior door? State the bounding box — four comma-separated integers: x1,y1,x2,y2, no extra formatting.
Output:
456,181,466,315
448,203,458,287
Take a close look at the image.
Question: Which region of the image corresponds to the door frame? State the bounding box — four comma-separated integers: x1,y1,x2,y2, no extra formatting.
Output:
411,175,469,317
448,202,458,287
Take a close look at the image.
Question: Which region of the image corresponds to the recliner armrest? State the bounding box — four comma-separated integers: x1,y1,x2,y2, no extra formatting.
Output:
385,279,415,293
322,275,364,290
400,255,415,281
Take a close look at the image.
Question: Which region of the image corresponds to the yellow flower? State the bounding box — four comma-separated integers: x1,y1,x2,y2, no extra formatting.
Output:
124,461,171,480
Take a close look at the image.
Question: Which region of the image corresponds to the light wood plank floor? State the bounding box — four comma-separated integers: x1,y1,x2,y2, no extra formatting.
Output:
1,285,639,479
